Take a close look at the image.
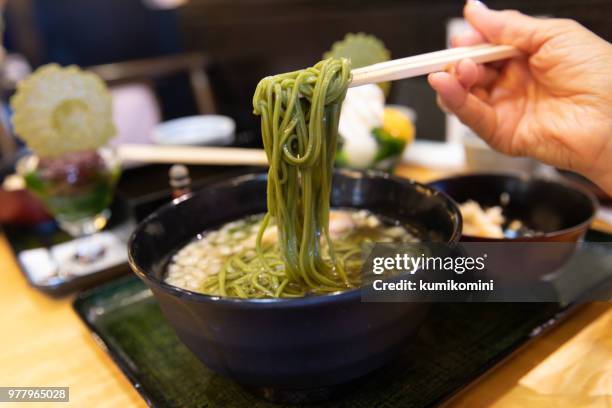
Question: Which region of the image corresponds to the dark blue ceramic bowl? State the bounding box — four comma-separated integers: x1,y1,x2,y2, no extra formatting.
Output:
429,173,597,280
429,173,597,243
128,169,461,392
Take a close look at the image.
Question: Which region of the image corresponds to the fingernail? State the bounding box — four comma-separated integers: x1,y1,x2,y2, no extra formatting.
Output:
467,0,487,8
427,72,442,88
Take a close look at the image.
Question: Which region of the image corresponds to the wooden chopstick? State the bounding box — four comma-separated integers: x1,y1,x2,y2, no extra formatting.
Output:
117,46,521,167
117,144,268,166
350,44,522,87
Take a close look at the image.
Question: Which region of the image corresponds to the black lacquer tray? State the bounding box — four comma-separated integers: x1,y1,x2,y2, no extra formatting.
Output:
69,166,612,406
74,272,589,408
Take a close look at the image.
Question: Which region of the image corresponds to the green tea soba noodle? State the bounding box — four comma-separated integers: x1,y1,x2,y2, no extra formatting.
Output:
167,58,417,298
209,58,352,297
255,58,351,290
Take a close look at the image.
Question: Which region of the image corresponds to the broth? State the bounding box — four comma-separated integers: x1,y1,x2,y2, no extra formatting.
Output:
165,209,418,298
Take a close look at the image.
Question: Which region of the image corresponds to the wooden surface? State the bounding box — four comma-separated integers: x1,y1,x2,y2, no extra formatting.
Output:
1,165,611,407
0,234,144,408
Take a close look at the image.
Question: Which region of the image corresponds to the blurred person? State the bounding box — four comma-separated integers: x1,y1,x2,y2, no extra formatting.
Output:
2,0,197,148
4,0,181,66
428,0,612,195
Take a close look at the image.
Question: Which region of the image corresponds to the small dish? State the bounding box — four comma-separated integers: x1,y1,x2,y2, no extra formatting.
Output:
152,115,235,146
429,173,598,278
429,173,597,243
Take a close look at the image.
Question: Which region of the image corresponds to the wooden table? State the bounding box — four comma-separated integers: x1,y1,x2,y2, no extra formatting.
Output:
1,166,611,407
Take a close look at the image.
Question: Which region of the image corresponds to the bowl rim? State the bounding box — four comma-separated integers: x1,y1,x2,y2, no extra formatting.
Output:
128,168,463,307
428,172,599,242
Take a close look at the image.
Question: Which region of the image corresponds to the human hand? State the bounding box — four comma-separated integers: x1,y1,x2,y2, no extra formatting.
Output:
428,0,612,194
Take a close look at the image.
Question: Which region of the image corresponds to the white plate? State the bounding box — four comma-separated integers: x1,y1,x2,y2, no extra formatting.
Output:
152,115,236,146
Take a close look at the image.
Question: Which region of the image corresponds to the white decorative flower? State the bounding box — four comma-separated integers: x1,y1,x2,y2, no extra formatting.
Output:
338,84,384,168
11,64,115,157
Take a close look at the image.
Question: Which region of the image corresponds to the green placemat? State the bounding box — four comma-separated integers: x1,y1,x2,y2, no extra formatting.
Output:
75,275,566,408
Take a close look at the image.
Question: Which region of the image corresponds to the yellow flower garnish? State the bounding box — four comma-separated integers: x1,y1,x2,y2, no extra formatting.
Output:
383,107,415,144
11,64,115,157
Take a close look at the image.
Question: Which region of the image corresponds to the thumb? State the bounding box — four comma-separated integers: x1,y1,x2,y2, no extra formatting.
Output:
464,0,555,54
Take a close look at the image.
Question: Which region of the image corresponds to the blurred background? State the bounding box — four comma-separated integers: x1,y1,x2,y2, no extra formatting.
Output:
1,0,610,155
2,3,612,404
